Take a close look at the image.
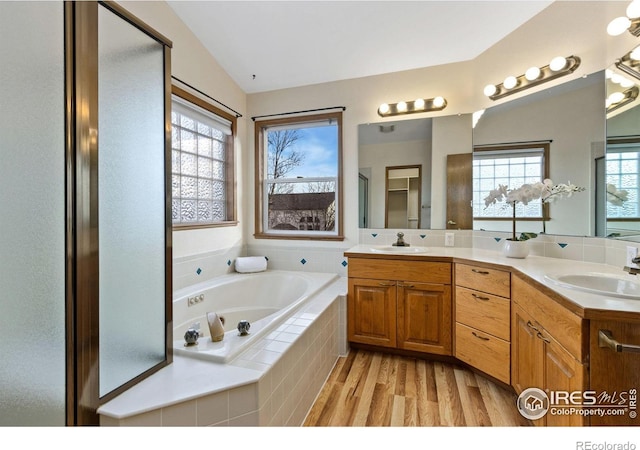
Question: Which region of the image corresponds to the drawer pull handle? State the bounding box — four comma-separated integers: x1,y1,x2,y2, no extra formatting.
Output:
471,269,490,275
378,282,395,287
399,283,414,288
472,331,490,341
526,321,540,332
536,331,551,344
599,330,640,354
471,293,490,301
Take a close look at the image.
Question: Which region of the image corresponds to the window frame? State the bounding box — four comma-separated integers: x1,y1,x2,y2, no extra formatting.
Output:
171,85,237,230
473,143,550,222
606,137,640,222
254,111,344,241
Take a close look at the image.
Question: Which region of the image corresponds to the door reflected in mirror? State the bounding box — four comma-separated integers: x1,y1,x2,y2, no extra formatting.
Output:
385,165,422,228
358,114,472,229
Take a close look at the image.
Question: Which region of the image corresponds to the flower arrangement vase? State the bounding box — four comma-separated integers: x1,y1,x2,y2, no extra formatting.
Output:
503,239,529,259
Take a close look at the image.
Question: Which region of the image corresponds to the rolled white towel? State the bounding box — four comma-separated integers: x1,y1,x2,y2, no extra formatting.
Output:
235,256,268,273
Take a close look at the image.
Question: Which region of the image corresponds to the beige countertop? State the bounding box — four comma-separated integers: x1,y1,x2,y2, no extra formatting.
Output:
344,245,640,320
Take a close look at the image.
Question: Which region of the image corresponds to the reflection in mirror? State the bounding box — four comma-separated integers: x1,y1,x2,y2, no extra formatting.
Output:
385,165,422,228
359,119,432,229
358,114,472,229
605,61,640,240
473,71,605,237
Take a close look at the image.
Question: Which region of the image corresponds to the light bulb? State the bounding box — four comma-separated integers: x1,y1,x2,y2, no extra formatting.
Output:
549,56,567,72
611,73,624,85
627,0,640,19
608,92,625,104
606,68,614,79
378,103,390,114
503,76,518,90
607,16,631,36
621,78,635,88
397,101,407,112
432,96,445,108
414,98,425,110
483,84,497,97
631,46,640,61
525,66,541,81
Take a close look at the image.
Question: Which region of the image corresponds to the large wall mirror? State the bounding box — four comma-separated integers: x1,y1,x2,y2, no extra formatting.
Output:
605,53,640,241
472,71,606,238
358,114,472,229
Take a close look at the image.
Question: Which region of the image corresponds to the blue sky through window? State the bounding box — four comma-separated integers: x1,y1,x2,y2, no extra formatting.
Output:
285,125,338,178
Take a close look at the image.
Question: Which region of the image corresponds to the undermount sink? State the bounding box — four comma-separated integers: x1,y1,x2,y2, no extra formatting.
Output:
544,272,640,300
369,245,429,254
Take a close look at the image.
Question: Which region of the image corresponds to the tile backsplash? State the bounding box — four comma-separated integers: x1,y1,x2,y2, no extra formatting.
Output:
362,228,640,269
172,230,640,290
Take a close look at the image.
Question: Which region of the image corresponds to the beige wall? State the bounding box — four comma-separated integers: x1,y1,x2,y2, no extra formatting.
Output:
120,1,247,259
122,1,638,258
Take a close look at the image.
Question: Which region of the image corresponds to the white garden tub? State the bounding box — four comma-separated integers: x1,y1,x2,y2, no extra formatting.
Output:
172,270,338,363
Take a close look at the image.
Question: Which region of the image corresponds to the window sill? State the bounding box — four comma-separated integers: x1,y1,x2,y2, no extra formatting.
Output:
173,221,239,231
254,232,345,242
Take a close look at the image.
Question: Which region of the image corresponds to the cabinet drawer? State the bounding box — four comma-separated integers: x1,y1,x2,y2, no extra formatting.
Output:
455,286,510,341
455,263,510,298
348,258,451,284
455,322,510,384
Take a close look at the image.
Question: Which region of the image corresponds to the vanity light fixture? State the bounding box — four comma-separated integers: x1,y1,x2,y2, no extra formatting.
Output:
484,55,581,101
377,96,447,117
607,0,640,36
606,85,639,114
615,46,640,82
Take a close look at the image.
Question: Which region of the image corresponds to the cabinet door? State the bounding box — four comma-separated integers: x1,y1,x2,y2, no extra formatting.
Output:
543,332,588,427
348,278,397,347
397,282,452,355
511,304,543,396
589,320,640,426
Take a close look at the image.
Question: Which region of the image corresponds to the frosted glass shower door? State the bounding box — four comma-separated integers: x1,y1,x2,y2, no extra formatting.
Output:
98,5,167,397
0,2,66,425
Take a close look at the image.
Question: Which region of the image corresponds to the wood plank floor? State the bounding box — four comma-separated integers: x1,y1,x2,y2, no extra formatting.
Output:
304,349,532,427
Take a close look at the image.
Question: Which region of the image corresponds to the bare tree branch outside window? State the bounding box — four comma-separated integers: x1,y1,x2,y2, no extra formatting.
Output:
267,129,305,195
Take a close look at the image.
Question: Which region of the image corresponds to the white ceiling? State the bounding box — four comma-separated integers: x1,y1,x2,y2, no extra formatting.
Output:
167,0,554,94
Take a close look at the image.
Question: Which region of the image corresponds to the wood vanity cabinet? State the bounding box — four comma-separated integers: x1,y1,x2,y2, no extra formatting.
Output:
454,263,511,384
347,257,452,356
511,276,588,426
589,318,640,426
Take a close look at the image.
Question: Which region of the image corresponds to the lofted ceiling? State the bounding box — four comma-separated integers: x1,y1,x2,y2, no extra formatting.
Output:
167,0,554,94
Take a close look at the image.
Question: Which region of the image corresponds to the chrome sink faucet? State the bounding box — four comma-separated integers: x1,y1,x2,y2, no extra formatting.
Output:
623,256,640,275
393,232,409,247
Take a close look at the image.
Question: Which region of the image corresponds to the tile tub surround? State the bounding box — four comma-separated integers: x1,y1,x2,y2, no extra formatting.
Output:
173,245,245,291
247,244,351,277
98,277,346,426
